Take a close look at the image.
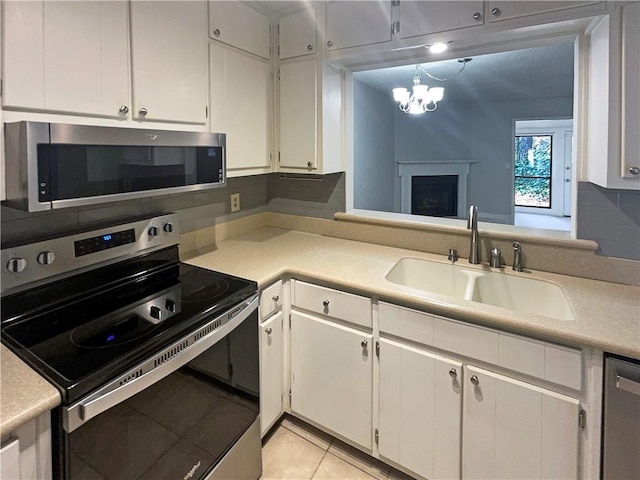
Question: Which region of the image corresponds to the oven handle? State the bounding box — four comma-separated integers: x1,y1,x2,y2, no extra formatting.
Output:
63,294,258,433
617,375,640,397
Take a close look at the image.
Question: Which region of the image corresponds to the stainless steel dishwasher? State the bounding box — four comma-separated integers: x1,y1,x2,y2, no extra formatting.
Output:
602,355,640,479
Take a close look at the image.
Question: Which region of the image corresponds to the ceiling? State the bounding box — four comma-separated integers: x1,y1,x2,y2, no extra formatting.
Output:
354,43,575,104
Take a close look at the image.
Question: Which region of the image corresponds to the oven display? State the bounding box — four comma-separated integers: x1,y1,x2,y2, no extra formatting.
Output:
74,228,136,257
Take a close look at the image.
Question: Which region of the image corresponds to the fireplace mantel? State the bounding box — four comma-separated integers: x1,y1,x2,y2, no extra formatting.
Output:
397,160,475,218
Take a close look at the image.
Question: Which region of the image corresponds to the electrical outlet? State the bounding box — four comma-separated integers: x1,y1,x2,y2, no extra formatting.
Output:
230,193,240,212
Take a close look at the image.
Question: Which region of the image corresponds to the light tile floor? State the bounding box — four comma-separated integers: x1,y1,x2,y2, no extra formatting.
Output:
262,416,415,480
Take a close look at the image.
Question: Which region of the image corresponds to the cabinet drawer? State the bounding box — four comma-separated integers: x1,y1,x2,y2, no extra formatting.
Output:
292,280,372,328
260,280,283,319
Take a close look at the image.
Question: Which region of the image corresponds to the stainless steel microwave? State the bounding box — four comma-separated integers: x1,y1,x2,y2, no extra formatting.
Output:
3,122,226,212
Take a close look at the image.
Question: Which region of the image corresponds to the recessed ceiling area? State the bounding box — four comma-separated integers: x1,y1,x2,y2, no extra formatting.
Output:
354,42,574,104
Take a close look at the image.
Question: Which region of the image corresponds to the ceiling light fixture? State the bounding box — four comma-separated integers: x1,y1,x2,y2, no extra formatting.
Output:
392,58,472,115
427,42,449,54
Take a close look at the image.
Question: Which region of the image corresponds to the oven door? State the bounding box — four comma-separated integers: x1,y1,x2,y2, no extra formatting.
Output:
56,296,260,480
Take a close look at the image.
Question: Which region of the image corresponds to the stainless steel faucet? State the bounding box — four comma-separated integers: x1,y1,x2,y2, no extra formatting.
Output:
512,241,523,271
467,205,480,264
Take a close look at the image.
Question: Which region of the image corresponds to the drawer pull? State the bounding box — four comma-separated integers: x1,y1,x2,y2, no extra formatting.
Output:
272,295,279,302
449,368,458,379
322,300,330,307
361,340,368,349
265,328,272,335
470,375,480,386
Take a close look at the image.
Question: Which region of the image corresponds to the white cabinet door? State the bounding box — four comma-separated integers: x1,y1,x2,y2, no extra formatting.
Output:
399,1,484,39
621,2,640,179
487,1,599,22
130,1,207,124
290,311,373,450
463,365,580,480
379,338,462,480
279,9,317,59
260,312,284,436
279,60,317,169
208,1,270,59
325,1,392,51
210,44,271,176
2,0,129,118
0,439,20,480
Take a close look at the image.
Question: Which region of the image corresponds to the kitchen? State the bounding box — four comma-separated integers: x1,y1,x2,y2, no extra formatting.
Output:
1,1,639,480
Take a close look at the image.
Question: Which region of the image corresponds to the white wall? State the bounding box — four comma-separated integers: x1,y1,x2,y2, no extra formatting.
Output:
353,80,396,212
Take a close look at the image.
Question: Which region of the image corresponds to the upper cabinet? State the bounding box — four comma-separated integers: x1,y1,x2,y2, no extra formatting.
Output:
279,8,317,59
325,1,392,51
208,1,270,59
2,1,130,118
130,1,208,124
210,44,271,176
398,1,484,39
487,1,600,22
620,2,640,182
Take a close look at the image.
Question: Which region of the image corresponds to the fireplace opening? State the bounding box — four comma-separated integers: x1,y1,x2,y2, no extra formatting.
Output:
411,175,458,217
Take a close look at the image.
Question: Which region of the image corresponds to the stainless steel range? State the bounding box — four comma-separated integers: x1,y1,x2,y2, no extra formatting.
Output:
1,214,262,480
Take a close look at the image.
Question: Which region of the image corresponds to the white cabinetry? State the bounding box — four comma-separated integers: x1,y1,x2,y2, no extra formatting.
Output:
2,1,129,118
487,1,600,22
210,44,271,177
130,1,207,124
620,2,640,181
290,311,373,449
0,412,52,480
278,60,343,173
398,1,484,39
279,8,317,59
208,1,270,59
463,365,580,480
378,338,462,480
259,281,285,436
325,1,392,51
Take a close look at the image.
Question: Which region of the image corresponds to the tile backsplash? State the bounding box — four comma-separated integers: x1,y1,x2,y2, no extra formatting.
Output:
576,182,640,260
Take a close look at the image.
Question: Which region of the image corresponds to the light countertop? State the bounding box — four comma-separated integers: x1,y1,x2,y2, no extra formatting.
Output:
185,227,640,359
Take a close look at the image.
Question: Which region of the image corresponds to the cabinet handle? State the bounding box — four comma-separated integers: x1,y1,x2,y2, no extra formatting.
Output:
629,167,640,175
322,300,330,307
326,40,333,48
265,327,272,335
472,12,482,20
307,44,314,51
307,161,314,168
138,107,148,116
449,368,458,379
361,340,368,349
272,295,279,302
213,28,221,37
470,375,480,386
119,105,129,114
491,7,502,16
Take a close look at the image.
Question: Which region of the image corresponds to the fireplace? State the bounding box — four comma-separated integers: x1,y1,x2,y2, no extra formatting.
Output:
411,175,458,217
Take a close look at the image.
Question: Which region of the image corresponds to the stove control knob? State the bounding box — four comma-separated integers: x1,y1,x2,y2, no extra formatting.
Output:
148,226,160,237
165,298,177,312
163,222,174,233
6,257,27,273
36,251,56,265
150,305,162,320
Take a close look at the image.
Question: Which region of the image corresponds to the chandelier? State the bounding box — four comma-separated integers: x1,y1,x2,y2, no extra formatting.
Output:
392,58,471,115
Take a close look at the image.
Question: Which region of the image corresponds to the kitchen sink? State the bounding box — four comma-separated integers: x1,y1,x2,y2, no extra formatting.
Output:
385,257,575,320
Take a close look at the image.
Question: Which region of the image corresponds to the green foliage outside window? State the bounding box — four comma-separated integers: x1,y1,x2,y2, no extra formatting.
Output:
514,135,552,207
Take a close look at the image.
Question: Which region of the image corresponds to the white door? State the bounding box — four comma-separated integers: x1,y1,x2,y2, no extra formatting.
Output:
463,365,580,480
290,311,373,449
279,9,317,59
379,338,462,480
2,0,129,117
399,1,484,39
130,0,207,124
260,312,284,436
208,1,270,59
210,45,271,176
325,1,392,51
279,61,318,169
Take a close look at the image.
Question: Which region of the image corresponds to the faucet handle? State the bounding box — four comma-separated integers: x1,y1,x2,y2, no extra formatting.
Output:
490,247,502,268
448,248,458,263
512,241,523,272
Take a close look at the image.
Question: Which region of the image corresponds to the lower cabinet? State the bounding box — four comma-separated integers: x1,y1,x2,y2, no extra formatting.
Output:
0,412,52,480
463,365,580,480
260,311,284,436
290,311,373,449
378,338,462,480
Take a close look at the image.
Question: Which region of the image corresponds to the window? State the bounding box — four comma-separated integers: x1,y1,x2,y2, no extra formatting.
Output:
514,135,552,208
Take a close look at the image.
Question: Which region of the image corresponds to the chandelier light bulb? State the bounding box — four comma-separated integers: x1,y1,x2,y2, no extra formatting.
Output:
430,87,445,102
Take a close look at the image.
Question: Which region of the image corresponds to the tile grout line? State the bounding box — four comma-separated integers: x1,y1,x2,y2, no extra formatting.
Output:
308,439,333,480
